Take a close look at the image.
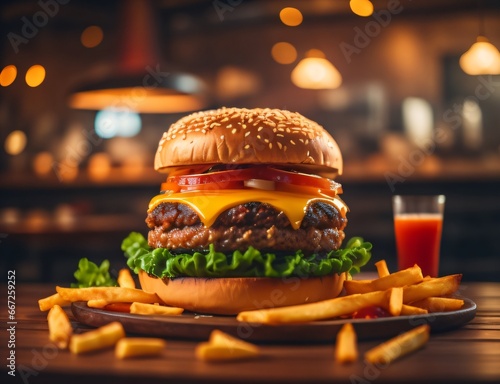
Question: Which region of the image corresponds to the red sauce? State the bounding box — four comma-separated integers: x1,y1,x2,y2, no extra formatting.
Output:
394,214,443,277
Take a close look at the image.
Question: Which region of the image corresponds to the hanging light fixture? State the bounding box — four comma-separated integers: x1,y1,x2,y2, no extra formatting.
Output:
68,0,207,114
291,49,342,90
459,2,500,75
460,36,500,75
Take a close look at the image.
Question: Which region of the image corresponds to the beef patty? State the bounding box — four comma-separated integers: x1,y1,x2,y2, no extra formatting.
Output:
146,201,347,255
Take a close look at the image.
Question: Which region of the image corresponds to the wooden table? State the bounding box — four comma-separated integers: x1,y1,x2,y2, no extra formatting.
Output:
2,282,499,384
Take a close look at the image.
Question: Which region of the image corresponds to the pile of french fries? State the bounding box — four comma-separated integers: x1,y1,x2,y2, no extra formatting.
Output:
237,261,463,324
39,268,178,358
236,260,463,365
38,261,464,363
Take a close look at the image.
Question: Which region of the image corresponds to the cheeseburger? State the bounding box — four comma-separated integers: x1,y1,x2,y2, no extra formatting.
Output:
123,107,371,315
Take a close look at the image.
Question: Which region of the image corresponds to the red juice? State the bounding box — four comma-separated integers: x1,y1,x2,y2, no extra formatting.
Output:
394,213,443,277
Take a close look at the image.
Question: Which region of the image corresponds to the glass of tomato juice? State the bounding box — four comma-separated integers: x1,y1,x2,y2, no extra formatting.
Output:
392,195,446,277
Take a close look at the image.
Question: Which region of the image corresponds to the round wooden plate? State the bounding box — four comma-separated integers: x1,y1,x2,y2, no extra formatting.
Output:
71,298,476,343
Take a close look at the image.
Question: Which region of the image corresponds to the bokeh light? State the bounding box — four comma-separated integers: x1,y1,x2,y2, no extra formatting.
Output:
81,26,104,48
95,107,142,139
271,42,298,64
25,65,46,87
279,7,303,27
350,0,374,17
88,153,112,181
0,65,17,87
33,151,54,176
5,130,27,155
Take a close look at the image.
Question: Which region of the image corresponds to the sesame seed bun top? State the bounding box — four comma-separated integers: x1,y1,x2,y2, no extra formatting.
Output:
154,107,343,177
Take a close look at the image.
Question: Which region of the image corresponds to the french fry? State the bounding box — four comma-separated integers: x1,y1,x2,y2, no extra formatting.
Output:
402,274,462,304
410,297,464,312
56,286,160,305
374,260,390,278
69,321,125,355
364,324,430,365
130,302,184,316
115,337,166,359
335,323,358,364
237,287,403,324
195,330,260,362
47,305,73,349
117,268,136,289
344,265,423,295
38,293,70,312
87,299,109,308
400,304,428,316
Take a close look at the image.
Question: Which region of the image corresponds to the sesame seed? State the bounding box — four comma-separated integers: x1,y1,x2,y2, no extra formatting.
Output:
277,142,283,149
269,143,273,149
245,131,251,137
290,140,296,145
257,135,261,139
227,124,233,129
264,139,270,143
220,135,225,140
277,134,284,137
258,127,264,132
231,128,237,134
244,144,250,149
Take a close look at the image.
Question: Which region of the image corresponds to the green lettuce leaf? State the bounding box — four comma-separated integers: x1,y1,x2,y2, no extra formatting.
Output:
122,232,371,279
71,257,117,288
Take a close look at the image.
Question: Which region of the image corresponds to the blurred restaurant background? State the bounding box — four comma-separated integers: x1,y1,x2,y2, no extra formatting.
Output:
1,0,499,283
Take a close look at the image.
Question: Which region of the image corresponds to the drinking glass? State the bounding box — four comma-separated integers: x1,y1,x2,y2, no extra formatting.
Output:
392,195,445,277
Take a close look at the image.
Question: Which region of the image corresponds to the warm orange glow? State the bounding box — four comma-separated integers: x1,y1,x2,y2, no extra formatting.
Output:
122,154,144,179
0,65,17,87
215,66,261,100
69,88,206,113
25,65,46,87
271,42,297,64
350,0,374,17
279,7,303,27
5,130,27,155
291,51,342,90
33,152,54,176
460,36,500,75
54,160,79,182
87,153,112,181
81,26,104,48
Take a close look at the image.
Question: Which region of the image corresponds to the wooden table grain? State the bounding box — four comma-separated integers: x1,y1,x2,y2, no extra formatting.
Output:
1,282,499,384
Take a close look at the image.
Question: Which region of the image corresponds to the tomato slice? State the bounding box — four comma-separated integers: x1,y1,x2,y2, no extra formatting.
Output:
165,166,341,195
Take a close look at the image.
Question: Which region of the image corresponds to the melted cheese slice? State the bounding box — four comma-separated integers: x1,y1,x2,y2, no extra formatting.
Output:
148,189,348,230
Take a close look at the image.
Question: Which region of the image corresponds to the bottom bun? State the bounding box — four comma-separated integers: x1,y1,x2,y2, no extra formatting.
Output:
138,270,346,315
